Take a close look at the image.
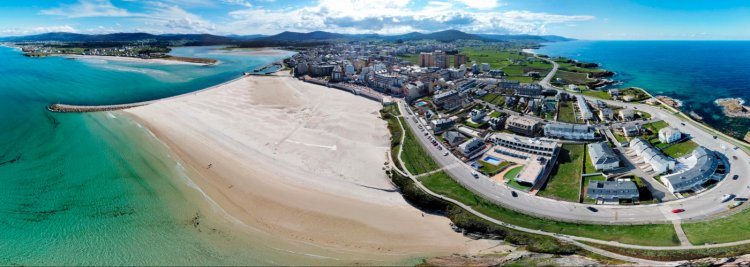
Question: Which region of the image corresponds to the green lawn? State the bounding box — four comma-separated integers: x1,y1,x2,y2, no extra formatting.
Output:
504,165,524,179
581,89,612,100
554,70,591,85
619,87,651,102
538,144,584,202
396,54,419,65
642,120,670,140
381,106,404,171
613,131,629,143
489,111,502,118
504,166,532,190
398,117,440,174
460,47,527,69
661,140,699,158
636,111,652,119
482,93,506,107
506,76,534,83
479,160,512,176
558,101,577,123
419,171,478,205
683,205,750,245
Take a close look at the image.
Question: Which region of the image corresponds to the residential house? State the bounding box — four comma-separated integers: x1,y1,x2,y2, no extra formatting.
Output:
430,118,455,134
661,147,722,193
505,116,541,136
586,181,639,202
658,127,682,144
543,123,597,140
442,131,466,147
588,142,620,171
458,138,485,157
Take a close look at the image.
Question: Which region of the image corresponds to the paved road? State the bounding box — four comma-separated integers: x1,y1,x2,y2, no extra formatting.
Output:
398,56,750,225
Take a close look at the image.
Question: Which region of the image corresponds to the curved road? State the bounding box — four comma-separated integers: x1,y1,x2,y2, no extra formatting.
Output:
399,57,750,225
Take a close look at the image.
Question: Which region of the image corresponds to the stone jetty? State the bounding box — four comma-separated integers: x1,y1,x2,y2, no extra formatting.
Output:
47,102,152,113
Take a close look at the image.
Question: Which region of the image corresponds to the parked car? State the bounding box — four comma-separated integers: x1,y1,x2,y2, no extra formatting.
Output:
733,175,740,180
672,209,685,213
443,151,449,156
586,207,598,212
471,171,479,178
511,191,518,198
722,194,736,203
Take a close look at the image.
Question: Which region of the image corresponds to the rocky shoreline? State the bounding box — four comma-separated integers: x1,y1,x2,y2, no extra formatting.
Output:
716,98,750,118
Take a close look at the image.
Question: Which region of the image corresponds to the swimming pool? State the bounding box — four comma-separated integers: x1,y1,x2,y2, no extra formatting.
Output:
415,101,428,107
482,156,502,166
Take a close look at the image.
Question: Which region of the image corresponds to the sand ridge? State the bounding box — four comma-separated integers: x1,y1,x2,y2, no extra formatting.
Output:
123,74,498,263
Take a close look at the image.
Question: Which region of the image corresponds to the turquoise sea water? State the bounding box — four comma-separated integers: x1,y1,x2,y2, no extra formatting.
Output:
0,46,305,265
535,41,750,138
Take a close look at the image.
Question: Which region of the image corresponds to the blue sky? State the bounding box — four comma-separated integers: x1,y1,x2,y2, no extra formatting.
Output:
1,0,749,40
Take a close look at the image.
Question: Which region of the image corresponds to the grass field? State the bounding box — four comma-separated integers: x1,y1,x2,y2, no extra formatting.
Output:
661,140,699,158
557,101,578,123
479,160,512,176
643,120,670,137
461,47,526,69
539,144,585,202
398,117,440,174
380,106,403,171
581,89,612,100
506,76,534,83
419,171,478,205
482,93,506,107
396,54,419,65
619,87,651,102
683,204,750,245
554,70,591,85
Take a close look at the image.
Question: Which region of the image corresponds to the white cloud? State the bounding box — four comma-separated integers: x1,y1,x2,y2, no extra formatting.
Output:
222,0,252,7
0,25,78,36
41,0,132,18
453,0,501,9
138,2,217,33
225,0,594,35
34,0,594,36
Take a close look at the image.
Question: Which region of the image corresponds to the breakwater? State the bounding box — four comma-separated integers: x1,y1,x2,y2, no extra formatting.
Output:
48,102,153,113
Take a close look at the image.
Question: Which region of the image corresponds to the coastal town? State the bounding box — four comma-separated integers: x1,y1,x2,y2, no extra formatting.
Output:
283,40,738,207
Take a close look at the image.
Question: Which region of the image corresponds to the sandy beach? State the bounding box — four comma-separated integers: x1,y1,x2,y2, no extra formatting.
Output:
219,48,293,56
60,54,216,66
123,74,497,263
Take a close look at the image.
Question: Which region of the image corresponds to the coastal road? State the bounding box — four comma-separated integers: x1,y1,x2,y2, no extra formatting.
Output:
397,56,750,225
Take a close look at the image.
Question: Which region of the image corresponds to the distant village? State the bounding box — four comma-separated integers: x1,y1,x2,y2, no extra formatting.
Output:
17,43,172,59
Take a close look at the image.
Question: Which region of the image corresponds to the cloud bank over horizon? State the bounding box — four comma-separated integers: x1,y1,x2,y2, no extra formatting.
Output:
0,0,594,37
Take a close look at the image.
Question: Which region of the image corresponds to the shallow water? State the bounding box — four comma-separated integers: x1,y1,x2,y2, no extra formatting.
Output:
0,46,321,265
